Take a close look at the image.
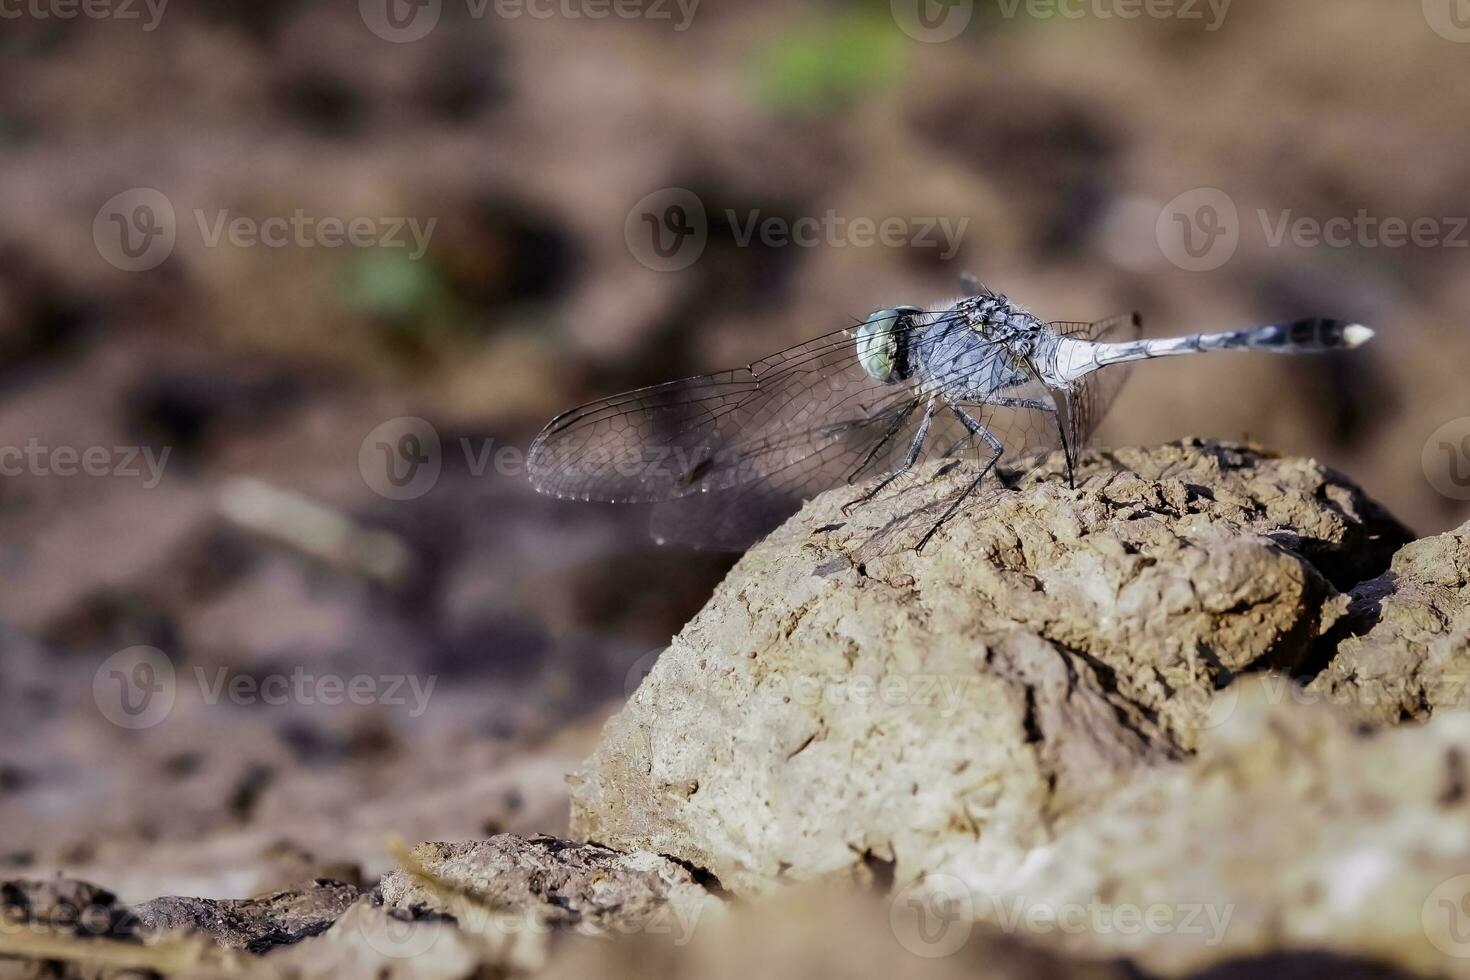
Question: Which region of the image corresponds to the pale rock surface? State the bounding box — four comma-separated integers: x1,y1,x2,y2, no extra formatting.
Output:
569,441,1409,896
958,675,1470,977
1309,520,1470,724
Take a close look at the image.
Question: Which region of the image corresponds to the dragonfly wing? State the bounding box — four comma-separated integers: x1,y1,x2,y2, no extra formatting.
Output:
1050,313,1143,449
647,392,986,549
528,324,941,501
527,366,763,503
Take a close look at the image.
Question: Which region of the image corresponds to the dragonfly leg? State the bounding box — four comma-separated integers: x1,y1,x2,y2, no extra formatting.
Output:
844,397,921,485
843,397,937,514
979,395,1054,413
1056,388,1077,489
917,411,1003,552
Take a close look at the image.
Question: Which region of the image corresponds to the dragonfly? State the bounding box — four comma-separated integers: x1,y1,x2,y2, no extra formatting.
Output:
527,282,1374,551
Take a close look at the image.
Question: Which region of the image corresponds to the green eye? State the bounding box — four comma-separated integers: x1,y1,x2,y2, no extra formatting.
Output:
856,307,917,383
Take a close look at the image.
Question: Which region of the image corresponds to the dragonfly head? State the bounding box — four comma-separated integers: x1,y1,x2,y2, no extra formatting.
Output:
856,306,921,384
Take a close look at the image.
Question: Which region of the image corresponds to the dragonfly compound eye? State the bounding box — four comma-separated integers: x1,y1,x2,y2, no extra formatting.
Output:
856,307,918,383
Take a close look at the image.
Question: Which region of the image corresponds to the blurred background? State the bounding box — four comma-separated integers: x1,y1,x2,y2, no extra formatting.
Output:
0,0,1466,903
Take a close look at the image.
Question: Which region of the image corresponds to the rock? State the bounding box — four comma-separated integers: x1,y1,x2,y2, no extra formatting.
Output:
380,835,720,948
952,675,1470,977
264,900,488,980
569,442,1410,896
1308,519,1470,724
0,878,143,941
132,878,360,954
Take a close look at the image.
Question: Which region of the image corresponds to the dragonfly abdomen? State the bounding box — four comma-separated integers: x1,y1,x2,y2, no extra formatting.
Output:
1047,317,1374,384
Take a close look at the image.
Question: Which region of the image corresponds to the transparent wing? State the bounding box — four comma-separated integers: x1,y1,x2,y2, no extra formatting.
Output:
646,387,984,549
528,314,960,505
1051,313,1143,448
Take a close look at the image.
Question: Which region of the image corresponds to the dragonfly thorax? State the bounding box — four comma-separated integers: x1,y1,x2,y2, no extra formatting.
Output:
855,306,922,384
